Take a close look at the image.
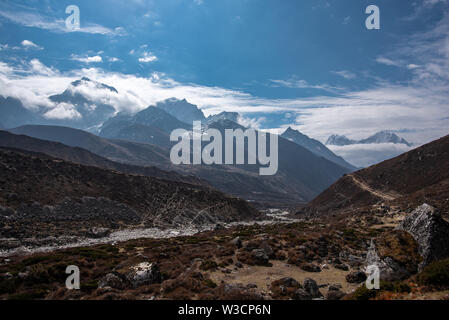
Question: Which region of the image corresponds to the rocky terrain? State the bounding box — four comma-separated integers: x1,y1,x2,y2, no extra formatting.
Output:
0,130,206,186
1,200,449,300
0,130,448,300
0,147,260,252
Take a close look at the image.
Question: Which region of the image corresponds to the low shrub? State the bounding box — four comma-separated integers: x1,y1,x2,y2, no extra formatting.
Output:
418,258,449,287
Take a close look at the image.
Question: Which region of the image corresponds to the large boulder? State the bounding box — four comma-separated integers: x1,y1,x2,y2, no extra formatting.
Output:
125,262,162,288
365,230,422,281
397,204,449,269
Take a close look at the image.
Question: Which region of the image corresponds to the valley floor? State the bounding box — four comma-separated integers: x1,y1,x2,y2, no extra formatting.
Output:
1,208,448,300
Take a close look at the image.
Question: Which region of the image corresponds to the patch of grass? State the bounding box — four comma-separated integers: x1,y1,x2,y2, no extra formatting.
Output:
352,285,378,300
418,258,449,287
380,281,411,293
81,280,98,292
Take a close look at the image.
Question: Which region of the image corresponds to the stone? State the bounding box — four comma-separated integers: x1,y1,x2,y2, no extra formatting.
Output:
214,223,225,231
303,278,323,298
251,249,270,266
326,289,346,300
300,262,321,272
294,288,313,300
270,277,302,299
346,271,367,284
98,273,125,290
396,203,449,269
230,237,242,248
125,262,162,288
86,227,111,238
259,241,273,258
328,283,342,291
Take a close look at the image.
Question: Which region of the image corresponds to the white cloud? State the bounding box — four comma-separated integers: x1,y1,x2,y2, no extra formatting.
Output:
21,40,43,50
407,64,420,70
29,59,56,76
376,56,401,67
43,102,82,120
269,78,344,93
71,55,103,64
328,143,413,167
138,52,158,63
0,9,125,36
332,70,356,79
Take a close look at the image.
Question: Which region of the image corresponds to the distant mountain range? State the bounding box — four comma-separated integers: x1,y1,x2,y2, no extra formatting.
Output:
9,123,351,206
326,131,412,147
155,98,206,124
0,77,361,205
281,127,357,170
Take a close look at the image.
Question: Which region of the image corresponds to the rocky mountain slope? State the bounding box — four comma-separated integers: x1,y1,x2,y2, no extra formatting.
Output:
0,130,205,185
0,147,260,249
155,98,206,125
306,134,449,216
10,124,351,206
281,127,356,170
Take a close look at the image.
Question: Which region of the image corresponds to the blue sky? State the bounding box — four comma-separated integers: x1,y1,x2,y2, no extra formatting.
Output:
1,0,449,166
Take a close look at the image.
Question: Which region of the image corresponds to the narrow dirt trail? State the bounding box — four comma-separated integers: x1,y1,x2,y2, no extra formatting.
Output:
349,174,399,201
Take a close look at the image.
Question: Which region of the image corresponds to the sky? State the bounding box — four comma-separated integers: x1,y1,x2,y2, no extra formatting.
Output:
1,0,449,166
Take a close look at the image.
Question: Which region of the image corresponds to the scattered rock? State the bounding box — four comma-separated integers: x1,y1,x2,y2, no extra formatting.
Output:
300,262,321,273
230,237,242,248
397,203,449,269
303,278,322,298
328,283,342,291
98,273,125,290
346,271,367,284
294,288,312,300
219,283,264,300
251,249,270,266
259,241,273,258
270,277,302,299
85,227,111,239
326,289,346,300
214,224,225,231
